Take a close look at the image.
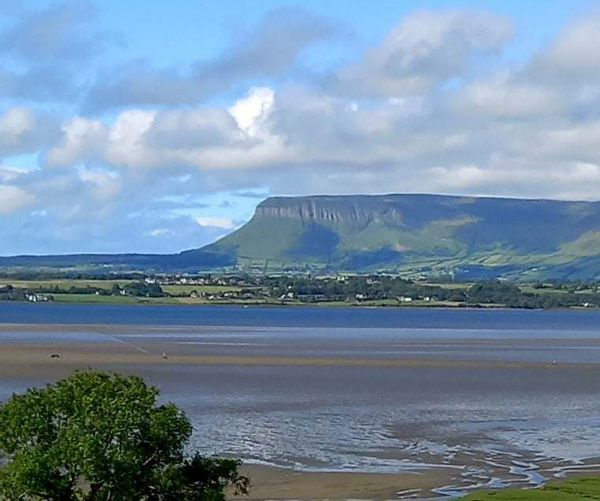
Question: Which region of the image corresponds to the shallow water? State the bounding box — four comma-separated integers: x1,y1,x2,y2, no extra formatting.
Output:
1,301,599,329
1,303,600,496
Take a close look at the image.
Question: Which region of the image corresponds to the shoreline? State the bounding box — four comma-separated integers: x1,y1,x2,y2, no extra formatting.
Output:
1,299,598,313
237,459,600,500
234,462,600,500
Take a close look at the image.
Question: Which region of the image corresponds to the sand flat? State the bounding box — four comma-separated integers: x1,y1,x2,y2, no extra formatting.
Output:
236,465,455,500
2,342,599,380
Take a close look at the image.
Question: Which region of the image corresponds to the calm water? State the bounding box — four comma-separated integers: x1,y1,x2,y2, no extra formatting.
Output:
1,303,600,496
1,301,599,329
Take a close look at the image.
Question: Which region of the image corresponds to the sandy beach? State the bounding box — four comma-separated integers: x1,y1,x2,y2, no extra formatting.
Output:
236,464,455,500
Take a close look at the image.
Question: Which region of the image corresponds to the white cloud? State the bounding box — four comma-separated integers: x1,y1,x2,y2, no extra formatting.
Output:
196,216,236,229
542,17,600,74
0,107,35,138
337,9,513,96
0,165,27,182
459,78,560,117
48,98,287,171
0,184,35,214
146,228,170,237
78,168,121,199
106,110,156,167
47,116,107,166
229,87,274,136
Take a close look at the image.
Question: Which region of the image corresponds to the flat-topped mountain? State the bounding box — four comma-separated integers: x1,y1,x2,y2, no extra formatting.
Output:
203,194,600,280
2,194,600,280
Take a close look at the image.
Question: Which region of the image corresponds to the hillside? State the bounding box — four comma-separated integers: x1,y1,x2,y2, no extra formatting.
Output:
1,194,600,280
204,194,600,280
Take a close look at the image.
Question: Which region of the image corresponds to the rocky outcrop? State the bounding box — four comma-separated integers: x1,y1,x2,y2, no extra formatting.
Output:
254,196,404,225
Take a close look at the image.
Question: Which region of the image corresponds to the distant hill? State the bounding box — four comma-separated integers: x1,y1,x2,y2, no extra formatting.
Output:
204,194,600,280
2,194,600,280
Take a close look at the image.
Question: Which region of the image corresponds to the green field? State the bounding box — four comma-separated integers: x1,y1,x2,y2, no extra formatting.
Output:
465,477,600,500
1,280,244,295
50,294,149,304
2,279,131,290
50,293,245,306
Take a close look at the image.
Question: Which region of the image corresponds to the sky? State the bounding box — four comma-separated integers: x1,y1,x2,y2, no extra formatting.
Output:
1,0,599,255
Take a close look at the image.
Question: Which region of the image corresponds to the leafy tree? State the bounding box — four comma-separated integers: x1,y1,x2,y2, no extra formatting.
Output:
122,282,165,298
0,371,249,500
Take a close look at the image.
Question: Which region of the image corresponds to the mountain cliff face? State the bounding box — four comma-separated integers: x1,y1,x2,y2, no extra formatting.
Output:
254,197,404,225
206,194,600,280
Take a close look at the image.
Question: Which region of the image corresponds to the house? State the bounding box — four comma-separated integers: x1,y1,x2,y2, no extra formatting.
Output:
26,293,50,303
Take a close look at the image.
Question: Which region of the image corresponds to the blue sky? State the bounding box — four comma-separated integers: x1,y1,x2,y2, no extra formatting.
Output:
94,0,591,71
1,0,600,254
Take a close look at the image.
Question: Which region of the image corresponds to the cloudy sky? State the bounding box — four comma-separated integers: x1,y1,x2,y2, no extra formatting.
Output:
1,0,599,255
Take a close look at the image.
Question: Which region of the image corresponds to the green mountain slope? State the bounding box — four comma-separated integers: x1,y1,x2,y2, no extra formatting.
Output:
205,194,600,280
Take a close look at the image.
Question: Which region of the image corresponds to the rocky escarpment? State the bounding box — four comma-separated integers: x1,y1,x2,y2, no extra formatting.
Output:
254,196,406,225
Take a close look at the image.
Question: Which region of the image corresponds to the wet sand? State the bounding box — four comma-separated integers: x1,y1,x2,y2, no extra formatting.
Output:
2,343,598,381
236,464,455,500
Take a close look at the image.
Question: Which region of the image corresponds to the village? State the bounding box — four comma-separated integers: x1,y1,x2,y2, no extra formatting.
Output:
0,274,599,309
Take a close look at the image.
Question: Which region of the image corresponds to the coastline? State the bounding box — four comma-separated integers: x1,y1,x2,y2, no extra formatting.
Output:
1,298,598,313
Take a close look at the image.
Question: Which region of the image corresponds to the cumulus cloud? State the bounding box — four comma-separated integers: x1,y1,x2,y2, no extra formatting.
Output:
0,185,35,214
46,116,108,166
0,108,35,145
229,87,275,136
49,88,285,170
78,168,121,200
428,161,600,200
335,9,513,97
0,1,107,62
457,77,560,118
540,16,600,75
0,107,60,155
147,108,241,150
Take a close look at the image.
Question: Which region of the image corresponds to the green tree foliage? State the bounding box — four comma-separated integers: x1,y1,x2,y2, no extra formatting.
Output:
0,371,249,500
122,282,165,297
